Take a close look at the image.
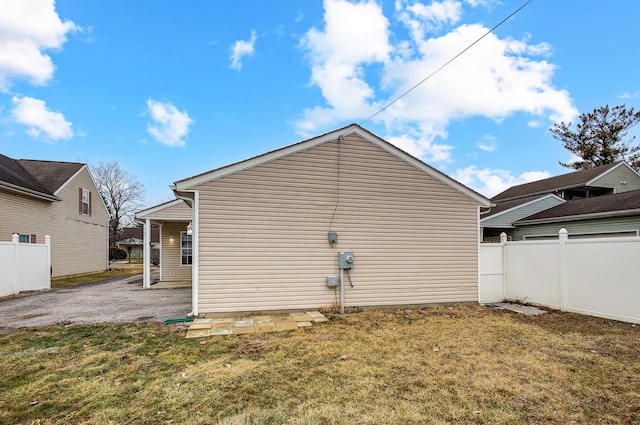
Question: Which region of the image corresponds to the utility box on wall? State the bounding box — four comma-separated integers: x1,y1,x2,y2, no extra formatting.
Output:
339,251,354,269
326,275,339,288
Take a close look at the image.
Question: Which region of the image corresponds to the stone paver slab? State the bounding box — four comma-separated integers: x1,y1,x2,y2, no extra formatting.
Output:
274,320,299,331
255,324,277,333
193,318,213,324
212,323,233,333
307,311,329,322
296,321,313,327
232,326,256,335
233,318,254,328
210,328,232,336
213,318,234,324
189,323,214,330
186,329,211,338
290,313,313,322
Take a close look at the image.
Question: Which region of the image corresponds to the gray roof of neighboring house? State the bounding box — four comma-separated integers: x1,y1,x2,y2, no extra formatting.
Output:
0,154,85,201
515,189,640,224
492,162,621,202
117,226,160,244
0,153,53,196
17,159,84,195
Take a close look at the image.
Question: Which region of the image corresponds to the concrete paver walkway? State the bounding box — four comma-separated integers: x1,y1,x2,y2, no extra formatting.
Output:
186,311,329,338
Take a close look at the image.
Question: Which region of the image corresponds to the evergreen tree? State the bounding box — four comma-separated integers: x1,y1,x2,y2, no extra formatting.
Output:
551,104,640,170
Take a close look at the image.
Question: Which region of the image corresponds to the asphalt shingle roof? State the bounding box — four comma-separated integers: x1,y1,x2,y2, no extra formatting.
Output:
0,154,53,196
492,162,620,202
516,189,640,223
17,159,84,194
1,154,85,200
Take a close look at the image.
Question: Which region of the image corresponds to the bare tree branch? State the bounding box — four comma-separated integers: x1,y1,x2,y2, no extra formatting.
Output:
91,161,145,245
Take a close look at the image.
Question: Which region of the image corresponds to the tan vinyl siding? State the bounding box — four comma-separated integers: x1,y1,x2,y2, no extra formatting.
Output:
160,221,192,281
591,166,640,193
513,216,640,240
193,134,480,314
0,167,109,277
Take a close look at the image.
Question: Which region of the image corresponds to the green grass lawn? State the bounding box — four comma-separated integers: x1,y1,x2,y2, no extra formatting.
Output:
51,267,143,289
1,305,639,424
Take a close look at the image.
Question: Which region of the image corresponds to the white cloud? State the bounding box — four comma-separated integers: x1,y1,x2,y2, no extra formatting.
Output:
476,135,497,152
296,0,578,165
297,0,391,134
397,0,462,37
453,165,551,197
146,99,194,147
0,0,78,91
11,96,73,141
229,30,257,71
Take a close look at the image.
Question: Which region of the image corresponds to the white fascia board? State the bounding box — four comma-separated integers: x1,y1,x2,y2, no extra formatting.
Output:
173,124,491,206
173,125,358,191
480,194,565,223
135,198,189,220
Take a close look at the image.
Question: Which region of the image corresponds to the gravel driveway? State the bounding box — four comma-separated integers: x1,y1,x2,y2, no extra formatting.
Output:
0,275,191,330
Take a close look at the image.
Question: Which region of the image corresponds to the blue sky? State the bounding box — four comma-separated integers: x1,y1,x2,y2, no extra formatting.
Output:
1,0,638,206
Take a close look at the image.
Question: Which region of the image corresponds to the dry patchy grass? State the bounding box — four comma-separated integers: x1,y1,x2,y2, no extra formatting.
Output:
1,305,639,424
51,267,142,289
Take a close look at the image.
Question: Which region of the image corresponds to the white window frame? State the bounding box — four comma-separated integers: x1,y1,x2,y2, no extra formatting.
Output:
81,188,90,216
181,231,192,266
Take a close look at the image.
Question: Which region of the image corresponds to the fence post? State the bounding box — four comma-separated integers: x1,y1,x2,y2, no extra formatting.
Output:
558,228,568,311
45,235,51,289
499,232,507,300
12,233,19,295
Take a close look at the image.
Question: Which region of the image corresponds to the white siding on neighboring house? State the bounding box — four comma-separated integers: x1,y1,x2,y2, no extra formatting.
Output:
190,132,483,314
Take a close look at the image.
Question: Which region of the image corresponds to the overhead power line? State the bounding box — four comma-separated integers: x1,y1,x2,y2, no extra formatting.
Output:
359,0,533,126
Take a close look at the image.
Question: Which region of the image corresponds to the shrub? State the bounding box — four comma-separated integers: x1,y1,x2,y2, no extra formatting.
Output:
109,246,128,261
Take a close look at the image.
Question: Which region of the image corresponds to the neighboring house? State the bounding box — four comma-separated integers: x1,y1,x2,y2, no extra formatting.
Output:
138,124,491,316
0,154,110,277
116,226,160,259
511,189,640,240
482,162,640,241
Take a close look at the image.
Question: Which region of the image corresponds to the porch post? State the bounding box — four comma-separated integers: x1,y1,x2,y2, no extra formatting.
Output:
143,218,151,289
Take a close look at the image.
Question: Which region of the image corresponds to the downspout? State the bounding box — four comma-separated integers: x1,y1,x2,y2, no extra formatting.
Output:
171,185,198,317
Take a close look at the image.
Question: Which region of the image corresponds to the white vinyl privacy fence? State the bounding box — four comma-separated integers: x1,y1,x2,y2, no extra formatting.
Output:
480,229,640,324
0,234,51,297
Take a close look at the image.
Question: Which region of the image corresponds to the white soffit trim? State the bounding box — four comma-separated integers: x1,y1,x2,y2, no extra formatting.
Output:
173,124,491,206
